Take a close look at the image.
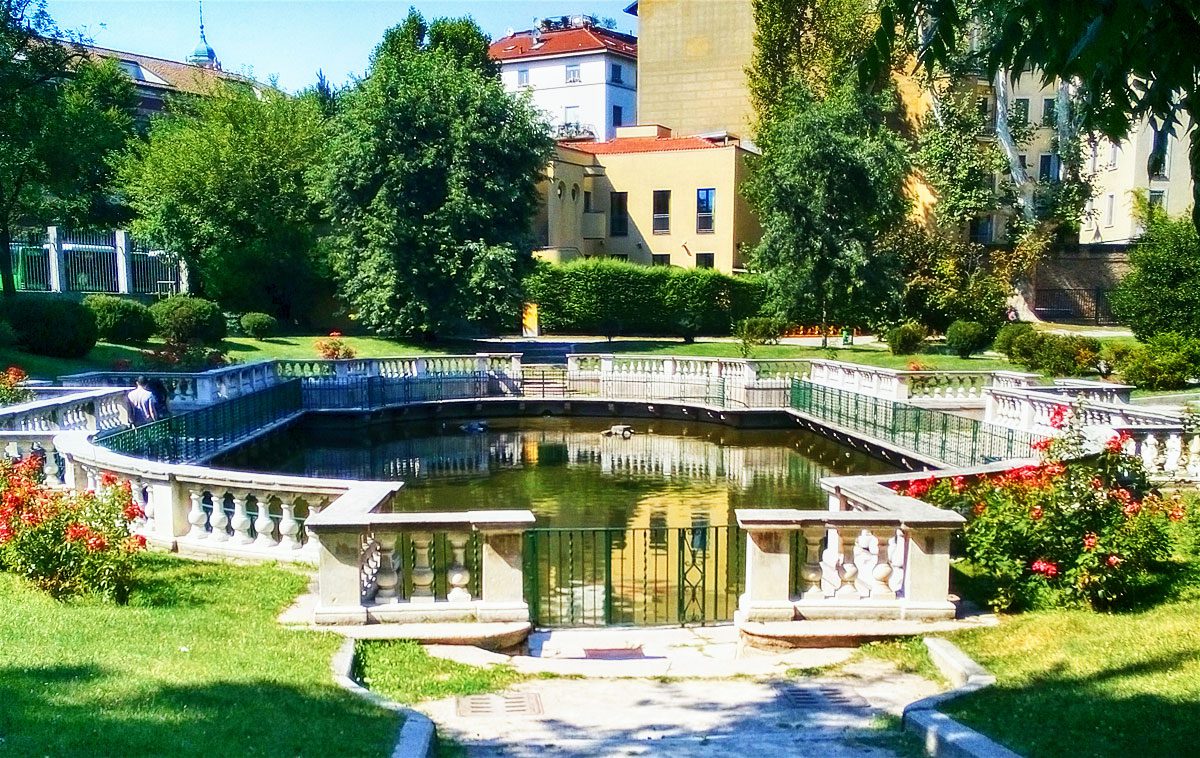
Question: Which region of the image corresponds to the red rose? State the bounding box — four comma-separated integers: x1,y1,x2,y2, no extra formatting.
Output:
99,471,118,488
123,502,145,521
85,533,107,552
1030,506,1044,520
1107,554,1123,567
65,523,90,542
1083,533,1097,550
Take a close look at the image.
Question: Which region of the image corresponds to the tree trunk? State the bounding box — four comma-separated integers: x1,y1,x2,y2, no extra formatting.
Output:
993,71,1034,222
0,218,16,298
820,298,828,349
1188,102,1200,234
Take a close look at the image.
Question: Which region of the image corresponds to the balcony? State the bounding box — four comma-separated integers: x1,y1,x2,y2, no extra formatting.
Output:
555,122,595,140
581,211,606,239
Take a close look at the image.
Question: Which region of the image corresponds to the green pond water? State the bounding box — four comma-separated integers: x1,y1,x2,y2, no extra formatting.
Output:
215,415,894,530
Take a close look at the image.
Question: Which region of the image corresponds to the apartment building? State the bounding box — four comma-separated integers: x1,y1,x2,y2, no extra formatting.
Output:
490,15,638,141
534,125,760,273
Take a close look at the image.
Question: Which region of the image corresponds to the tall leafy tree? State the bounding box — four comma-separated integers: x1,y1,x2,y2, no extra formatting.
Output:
0,0,135,296
745,84,910,338
867,0,1200,230
318,11,552,338
117,86,329,320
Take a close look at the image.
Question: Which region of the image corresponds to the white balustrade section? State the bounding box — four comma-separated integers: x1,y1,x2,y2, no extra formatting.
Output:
59,362,279,411
0,432,67,485
985,386,1185,436
0,388,129,432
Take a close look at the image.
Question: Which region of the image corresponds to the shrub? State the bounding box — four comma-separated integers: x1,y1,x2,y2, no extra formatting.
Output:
82,295,155,343
1108,211,1200,339
0,458,145,601
149,295,227,344
895,425,1182,611
0,366,33,406
945,320,990,358
1115,333,1200,390
145,340,231,371
738,316,785,346
315,331,356,359
0,297,98,358
886,321,927,355
0,319,18,347
1008,331,1100,375
993,321,1035,357
239,312,279,340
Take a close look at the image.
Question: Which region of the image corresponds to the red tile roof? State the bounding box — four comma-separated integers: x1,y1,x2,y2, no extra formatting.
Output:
565,136,723,154
489,27,637,62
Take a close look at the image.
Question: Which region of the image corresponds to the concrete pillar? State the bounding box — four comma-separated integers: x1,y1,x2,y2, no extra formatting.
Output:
47,226,64,293
115,230,132,294
901,528,956,620
147,477,190,539
177,258,190,294
478,530,529,622
739,528,795,621
313,530,367,624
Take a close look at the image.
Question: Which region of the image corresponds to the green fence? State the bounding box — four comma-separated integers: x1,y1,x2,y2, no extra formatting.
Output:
101,380,303,463
789,379,1042,467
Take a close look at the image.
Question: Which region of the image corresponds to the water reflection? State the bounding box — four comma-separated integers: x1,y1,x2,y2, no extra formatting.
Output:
216,416,894,529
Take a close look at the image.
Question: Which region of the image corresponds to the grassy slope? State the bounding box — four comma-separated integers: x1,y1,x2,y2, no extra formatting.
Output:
355,639,525,705
0,553,397,757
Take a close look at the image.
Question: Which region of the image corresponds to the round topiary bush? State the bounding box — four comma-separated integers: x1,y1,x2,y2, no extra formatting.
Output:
886,321,927,355
993,321,1035,358
239,312,279,340
82,295,155,344
945,320,991,358
149,295,227,345
0,297,98,358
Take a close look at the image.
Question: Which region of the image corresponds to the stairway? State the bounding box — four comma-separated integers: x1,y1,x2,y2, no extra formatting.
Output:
521,365,569,398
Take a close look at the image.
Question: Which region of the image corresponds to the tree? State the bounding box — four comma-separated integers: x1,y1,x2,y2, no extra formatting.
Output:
867,0,1200,231
0,0,136,296
118,86,329,321
745,83,910,339
1109,203,1200,340
318,11,552,338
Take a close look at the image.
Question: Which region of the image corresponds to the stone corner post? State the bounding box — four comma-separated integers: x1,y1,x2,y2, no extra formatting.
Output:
313,528,368,624
477,529,530,623
900,527,957,621
739,527,796,622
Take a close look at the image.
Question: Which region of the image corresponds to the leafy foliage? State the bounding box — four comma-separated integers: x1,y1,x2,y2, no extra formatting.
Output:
1008,331,1100,376
992,321,1035,356
1115,333,1200,390
0,296,98,358
239,312,279,340
149,295,226,345
1109,210,1200,340
82,295,155,343
885,321,927,354
118,86,329,321
0,365,32,405
319,11,553,338
945,320,990,358
314,332,356,360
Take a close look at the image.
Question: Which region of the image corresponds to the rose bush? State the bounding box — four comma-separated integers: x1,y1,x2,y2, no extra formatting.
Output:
0,459,144,601
0,366,34,406
893,412,1184,611
314,331,356,359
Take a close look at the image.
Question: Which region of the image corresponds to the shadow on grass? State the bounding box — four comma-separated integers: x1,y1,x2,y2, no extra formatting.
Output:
0,665,398,757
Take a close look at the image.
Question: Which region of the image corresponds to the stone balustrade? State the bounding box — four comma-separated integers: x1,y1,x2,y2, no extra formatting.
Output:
1115,425,1200,482
736,472,966,623
306,493,535,625
0,432,67,485
60,363,279,411
807,360,1040,407
0,387,130,433
985,386,1183,436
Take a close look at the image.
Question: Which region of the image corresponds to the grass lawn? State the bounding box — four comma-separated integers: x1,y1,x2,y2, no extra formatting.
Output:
0,553,398,757
354,639,525,705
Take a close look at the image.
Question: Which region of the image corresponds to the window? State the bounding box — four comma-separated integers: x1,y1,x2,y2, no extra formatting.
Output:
1013,98,1030,125
612,105,623,128
583,191,593,212
1083,199,1094,228
968,216,993,244
1149,190,1166,208
1149,129,1169,179
696,188,715,233
1089,143,1098,173
517,68,530,87
652,190,671,234
611,63,623,83
610,192,629,236
651,254,671,266
1042,98,1056,126
1017,154,1028,169
1104,194,1115,226
1108,142,1122,169
565,64,581,83
695,253,715,269
1038,153,1060,182
563,105,580,126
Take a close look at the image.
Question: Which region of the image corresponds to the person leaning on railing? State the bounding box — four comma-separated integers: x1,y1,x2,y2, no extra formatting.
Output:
127,377,160,427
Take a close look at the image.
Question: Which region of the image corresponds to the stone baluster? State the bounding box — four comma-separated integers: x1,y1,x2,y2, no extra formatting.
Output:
835,528,861,599
134,479,152,532
208,493,230,542
253,495,276,547
1140,433,1160,473
870,529,896,600
374,534,399,602
1164,433,1183,476
447,532,472,602
800,526,826,600
187,490,208,538
410,532,435,601
229,493,253,544
278,499,302,550
1188,435,1200,481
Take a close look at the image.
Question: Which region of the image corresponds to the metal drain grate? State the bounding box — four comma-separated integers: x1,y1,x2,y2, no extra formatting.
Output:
779,684,870,710
456,692,544,717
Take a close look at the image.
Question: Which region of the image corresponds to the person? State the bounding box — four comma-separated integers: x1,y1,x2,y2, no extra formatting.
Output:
127,376,159,427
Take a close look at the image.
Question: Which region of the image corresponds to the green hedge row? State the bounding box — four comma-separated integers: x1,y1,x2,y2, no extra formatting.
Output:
524,260,766,337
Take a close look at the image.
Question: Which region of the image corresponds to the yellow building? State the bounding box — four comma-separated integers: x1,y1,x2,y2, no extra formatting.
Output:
534,125,761,273
624,0,756,138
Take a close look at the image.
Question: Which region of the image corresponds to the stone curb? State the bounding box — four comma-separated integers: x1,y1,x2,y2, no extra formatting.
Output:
901,637,1022,758
330,637,437,758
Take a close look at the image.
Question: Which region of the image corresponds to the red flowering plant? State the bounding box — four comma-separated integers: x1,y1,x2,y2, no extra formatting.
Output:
314,331,356,359
0,366,34,406
0,459,144,602
145,340,232,371
894,414,1183,611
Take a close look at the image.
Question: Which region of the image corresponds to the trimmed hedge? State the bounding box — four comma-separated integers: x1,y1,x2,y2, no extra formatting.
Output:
524,260,765,337
239,312,279,339
1009,331,1101,376
886,321,927,355
945,320,990,358
150,296,227,345
0,297,98,358
82,295,155,343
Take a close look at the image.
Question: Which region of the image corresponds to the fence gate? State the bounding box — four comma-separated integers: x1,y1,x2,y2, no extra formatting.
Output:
523,525,744,627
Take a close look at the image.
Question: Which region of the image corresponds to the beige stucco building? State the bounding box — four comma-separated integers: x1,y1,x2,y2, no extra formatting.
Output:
534,125,760,273
624,0,756,138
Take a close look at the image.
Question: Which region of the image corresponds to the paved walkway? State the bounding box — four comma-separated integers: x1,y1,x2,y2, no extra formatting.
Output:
417,626,941,757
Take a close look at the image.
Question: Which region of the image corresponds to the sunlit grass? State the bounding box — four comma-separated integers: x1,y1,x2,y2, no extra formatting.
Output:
354,639,525,705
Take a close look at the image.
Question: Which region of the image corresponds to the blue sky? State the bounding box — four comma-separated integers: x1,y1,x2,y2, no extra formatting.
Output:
46,1,640,92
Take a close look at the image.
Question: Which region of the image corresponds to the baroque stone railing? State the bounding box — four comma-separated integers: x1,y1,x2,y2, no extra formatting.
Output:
807,360,1039,406
0,387,129,432
59,362,279,411
984,386,1182,436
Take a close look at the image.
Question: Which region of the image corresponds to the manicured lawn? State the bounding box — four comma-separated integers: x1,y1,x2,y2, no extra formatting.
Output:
354,639,525,705
0,343,147,380
0,553,398,757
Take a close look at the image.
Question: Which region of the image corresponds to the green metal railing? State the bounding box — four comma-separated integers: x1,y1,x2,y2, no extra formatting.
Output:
790,379,1042,467
102,380,303,463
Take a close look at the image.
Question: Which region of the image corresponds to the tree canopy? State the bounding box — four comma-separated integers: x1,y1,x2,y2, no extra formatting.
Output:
318,11,552,338
1109,202,1200,340
117,86,330,321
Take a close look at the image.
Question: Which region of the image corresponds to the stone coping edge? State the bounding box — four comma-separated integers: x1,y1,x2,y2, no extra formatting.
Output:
330,637,436,758
901,637,1020,758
